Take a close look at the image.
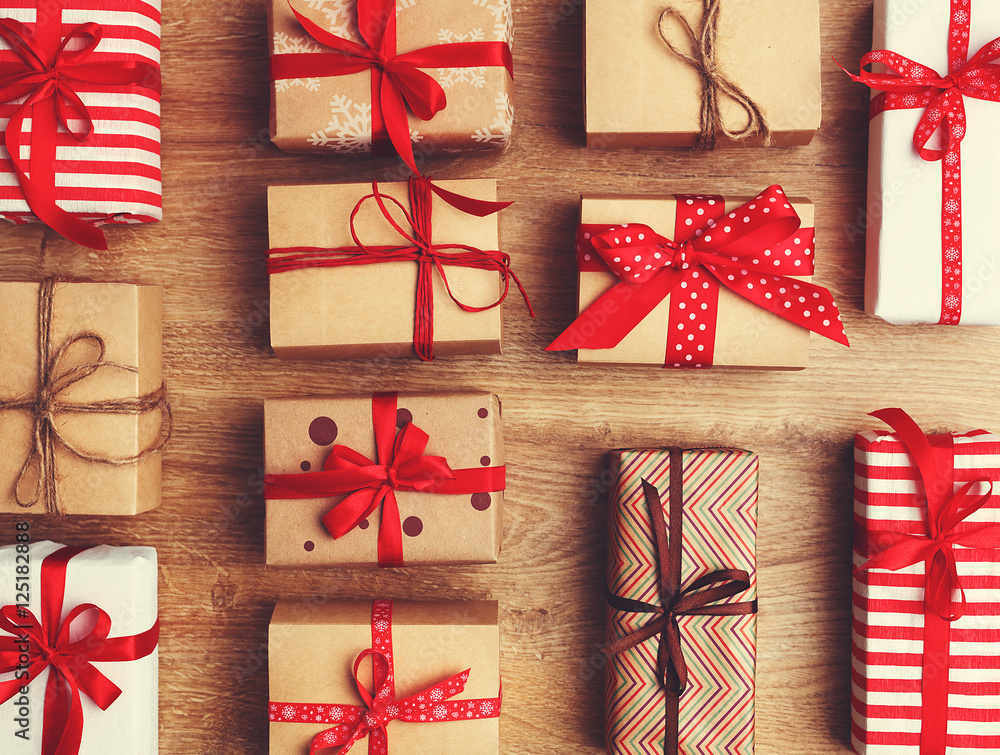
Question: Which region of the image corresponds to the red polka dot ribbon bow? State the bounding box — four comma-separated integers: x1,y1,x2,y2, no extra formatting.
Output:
0,546,159,755
269,600,502,755
842,0,1000,324
856,408,1000,755
270,0,513,175
264,392,506,568
546,186,849,367
0,18,160,250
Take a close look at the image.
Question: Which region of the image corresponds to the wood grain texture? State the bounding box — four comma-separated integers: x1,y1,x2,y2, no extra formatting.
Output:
2,0,998,753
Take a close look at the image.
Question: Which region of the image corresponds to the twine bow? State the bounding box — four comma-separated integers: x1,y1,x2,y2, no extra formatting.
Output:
657,0,772,149
0,19,161,249
0,279,171,514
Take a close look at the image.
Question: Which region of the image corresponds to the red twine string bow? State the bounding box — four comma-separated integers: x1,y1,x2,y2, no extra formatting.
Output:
0,546,160,755
0,18,160,250
269,600,502,755
266,176,533,361
842,0,1000,324
857,408,1000,755
546,186,848,367
263,392,506,567
270,0,514,174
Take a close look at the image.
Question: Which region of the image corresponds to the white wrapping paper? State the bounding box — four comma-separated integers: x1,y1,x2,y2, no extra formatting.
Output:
0,541,158,754
865,0,1000,324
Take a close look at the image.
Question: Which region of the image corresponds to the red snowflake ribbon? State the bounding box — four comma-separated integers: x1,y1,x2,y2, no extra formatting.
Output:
263,392,506,567
0,15,160,250
270,0,513,174
842,0,1000,324
857,408,1000,755
269,599,502,755
0,546,160,755
546,186,848,367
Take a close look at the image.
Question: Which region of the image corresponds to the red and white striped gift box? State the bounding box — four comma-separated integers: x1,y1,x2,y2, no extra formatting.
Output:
852,426,1000,754
0,0,161,235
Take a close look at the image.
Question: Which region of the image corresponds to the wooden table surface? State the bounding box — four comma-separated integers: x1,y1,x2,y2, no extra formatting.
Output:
3,0,998,753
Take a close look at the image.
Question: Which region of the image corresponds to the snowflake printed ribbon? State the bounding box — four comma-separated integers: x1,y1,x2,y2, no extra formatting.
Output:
269,600,502,754
842,0,1000,324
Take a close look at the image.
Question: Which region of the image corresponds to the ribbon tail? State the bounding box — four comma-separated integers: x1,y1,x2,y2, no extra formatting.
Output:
380,75,419,174
427,180,513,215
377,489,404,568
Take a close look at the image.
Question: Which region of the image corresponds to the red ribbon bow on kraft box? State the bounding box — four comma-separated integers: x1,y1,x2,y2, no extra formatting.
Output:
547,186,849,368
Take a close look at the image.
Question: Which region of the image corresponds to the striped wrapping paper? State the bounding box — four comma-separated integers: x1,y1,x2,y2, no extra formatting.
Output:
852,428,1000,754
605,448,757,755
0,0,161,229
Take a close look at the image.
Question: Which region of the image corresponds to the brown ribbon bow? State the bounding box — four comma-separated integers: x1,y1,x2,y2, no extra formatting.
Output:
0,279,172,514
657,0,772,149
603,450,757,754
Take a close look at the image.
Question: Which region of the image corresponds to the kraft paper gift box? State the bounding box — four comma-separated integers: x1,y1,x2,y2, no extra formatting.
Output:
546,189,849,369
857,0,1000,324
0,541,159,754
267,0,514,167
264,391,504,568
269,599,501,754
852,409,1000,754
0,0,162,249
0,280,166,515
604,448,758,755
267,177,523,361
585,0,821,149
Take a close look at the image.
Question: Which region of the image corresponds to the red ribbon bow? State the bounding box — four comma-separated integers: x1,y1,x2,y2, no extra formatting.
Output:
546,186,848,366
264,392,506,567
267,176,533,361
269,600,502,755
857,408,1000,755
270,0,514,174
0,18,160,249
842,1,1000,324
0,546,159,755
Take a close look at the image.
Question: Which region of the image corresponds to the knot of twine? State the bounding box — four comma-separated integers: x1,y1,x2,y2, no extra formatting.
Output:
0,278,172,514
657,0,772,149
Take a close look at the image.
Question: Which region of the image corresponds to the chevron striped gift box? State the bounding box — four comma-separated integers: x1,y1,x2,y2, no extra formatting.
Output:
0,0,162,235
852,426,1000,754
605,448,757,755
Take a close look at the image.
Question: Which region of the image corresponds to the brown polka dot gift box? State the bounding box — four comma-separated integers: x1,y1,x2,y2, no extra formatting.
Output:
584,0,821,149
268,599,501,754
546,188,850,369
0,280,169,515
267,177,531,362
264,391,504,568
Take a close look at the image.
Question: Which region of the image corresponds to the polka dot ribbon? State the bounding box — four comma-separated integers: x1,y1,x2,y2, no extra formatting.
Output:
269,600,502,755
546,186,849,368
263,392,506,567
841,0,1000,325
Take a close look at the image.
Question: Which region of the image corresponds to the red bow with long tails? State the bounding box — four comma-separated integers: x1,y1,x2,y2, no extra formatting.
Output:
0,19,160,249
270,0,514,174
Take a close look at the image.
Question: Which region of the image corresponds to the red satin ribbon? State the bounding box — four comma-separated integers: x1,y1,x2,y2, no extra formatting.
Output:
269,599,502,755
264,392,506,567
546,186,849,366
0,16,160,250
266,176,533,362
857,408,1000,755
843,0,1000,324
270,0,514,174
0,546,160,755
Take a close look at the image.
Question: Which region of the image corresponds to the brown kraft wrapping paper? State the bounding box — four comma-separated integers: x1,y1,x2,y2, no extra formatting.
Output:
585,0,821,148
0,281,164,515
265,391,504,567
269,599,501,754
268,179,505,360
577,194,815,368
268,0,513,157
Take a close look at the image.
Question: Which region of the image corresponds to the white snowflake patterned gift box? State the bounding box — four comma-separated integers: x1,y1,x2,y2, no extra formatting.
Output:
267,0,514,173
268,599,501,754
848,0,1000,325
